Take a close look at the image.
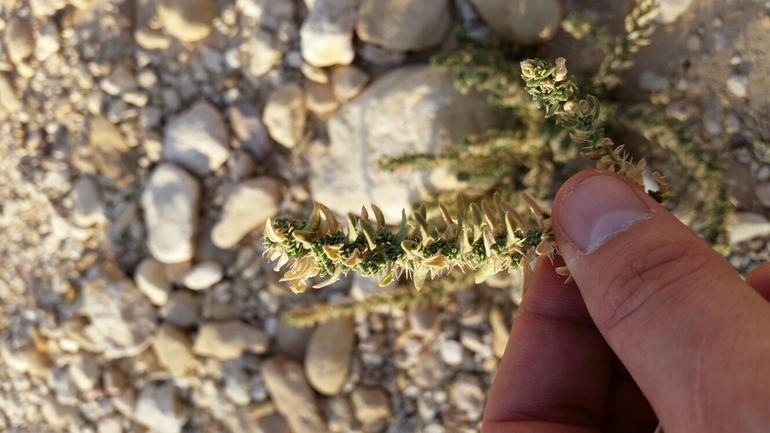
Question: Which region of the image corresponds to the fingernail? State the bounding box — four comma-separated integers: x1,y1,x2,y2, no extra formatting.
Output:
558,175,652,254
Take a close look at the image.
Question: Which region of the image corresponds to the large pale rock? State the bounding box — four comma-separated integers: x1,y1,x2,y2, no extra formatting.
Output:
193,320,270,360
355,0,451,52
469,0,561,45
157,0,217,42
300,0,356,67
656,0,694,23
262,357,330,433
163,101,230,176
305,318,355,396
210,177,280,249
263,84,307,149
135,382,189,433
142,163,200,263
152,323,195,377
81,264,157,359
311,66,505,221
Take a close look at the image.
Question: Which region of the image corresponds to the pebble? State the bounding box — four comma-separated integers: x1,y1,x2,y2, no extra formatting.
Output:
728,213,770,245
758,166,770,182
81,265,157,359
639,71,669,91
449,373,485,421
359,43,407,66
157,0,217,42
152,323,195,377
134,258,172,306
210,177,281,249
468,0,560,45
459,329,493,358
684,33,701,51
103,367,128,396
726,74,748,98
69,352,101,392
256,414,292,433
300,0,356,67
263,83,308,149
223,362,251,406
134,26,172,50
408,303,438,335
356,0,451,51
261,357,331,433
0,73,21,115
97,417,123,433
160,290,202,328
228,102,270,160
135,382,190,433
100,65,138,96
305,318,355,396
301,62,329,83
351,386,392,425
305,81,339,116
439,339,464,366
163,101,230,176
182,261,224,290
89,116,136,187
142,163,201,263
111,388,137,419
755,183,770,208
330,65,370,102
5,16,35,65
724,113,741,134
656,0,695,23
193,320,270,360
246,29,283,77
71,177,107,227
34,21,60,61
275,316,314,361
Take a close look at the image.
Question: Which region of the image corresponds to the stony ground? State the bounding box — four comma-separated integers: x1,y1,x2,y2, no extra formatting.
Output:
1,0,769,432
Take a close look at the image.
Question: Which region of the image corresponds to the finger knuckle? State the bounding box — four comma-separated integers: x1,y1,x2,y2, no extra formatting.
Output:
597,243,712,333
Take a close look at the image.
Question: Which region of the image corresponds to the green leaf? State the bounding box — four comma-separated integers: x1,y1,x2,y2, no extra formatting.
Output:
475,260,498,284
395,210,408,243
360,219,378,251
347,214,359,243
413,266,430,290
371,205,386,228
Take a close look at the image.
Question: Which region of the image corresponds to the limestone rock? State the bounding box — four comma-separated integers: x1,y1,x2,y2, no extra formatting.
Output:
160,290,201,328
263,84,307,149
142,163,200,263
229,102,270,160
300,0,356,67
305,318,355,396
351,386,391,425
355,0,451,52
152,323,195,377
182,261,224,290
311,66,504,221
134,26,172,50
305,81,339,116
135,258,173,306
262,357,330,433
193,320,270,360
656,0,694,24
468,0,561,45
210,177,280,249
89,116,136,187
81,265,157,359
728,212,770,245
727,74,748,99
163,101,230,176
71,177,106,227
157,0,217,42
135,382,189,433
330,65,370,102
246,29,282,77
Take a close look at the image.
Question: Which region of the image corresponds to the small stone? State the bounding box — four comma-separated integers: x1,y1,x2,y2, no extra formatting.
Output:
728,213,770,244
71,177,107,227
356,0,451,51
305,318,355,396
123,91,150,107
111,388,136,418
656,0,695,24
152,323,195,377
135,26,173,50
137,70,159,89
223,363,251,406
5,16,35,65
261,357,330,433
755,183,770,208
468,0,560,45
305,81,339,116
157,0,217,42
724,113,741,134
210,177,281,249
639,71,669,91
89,116,137,187
275,316,313,361
135,382,189,433
193,320,270,360
256,414,291,433
359,43,406,66
408,303,437,335
665,102,689,121
301,63,329,83
142,163,200,263
246,29,282,77
135,258,172,306
103,367,128,396
160,290,202,328
439,339,464,366
69,352,101,392
726,74,748,98
489,306,510,359
758,166,770,182
236,0,295,29
351,386,391,425
41,396,75,429
0,74,21,115
263,84,307,149
300,0,356,67
330,65,370,102
182,261,224,290
163,101,230,176
100,65,138,96
228,102,270,159
460,329,492,358
97,417,122,433
34,21,60,61
449,373,485,420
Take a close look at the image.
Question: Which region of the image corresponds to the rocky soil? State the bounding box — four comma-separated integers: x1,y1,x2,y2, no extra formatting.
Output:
0,0,769,432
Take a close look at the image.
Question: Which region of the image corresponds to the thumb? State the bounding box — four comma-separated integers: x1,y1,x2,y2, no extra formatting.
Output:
551,169,770,433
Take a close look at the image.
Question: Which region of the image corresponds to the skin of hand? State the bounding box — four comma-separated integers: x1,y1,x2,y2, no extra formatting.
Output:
483,169,770,433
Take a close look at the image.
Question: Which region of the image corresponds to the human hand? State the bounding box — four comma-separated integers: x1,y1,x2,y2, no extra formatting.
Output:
483,169,770,433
